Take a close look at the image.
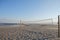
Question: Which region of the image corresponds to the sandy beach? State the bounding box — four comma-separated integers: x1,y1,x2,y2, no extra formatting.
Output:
0,24,59,40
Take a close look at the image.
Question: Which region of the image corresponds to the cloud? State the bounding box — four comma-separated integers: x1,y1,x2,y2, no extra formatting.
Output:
0,18,20,23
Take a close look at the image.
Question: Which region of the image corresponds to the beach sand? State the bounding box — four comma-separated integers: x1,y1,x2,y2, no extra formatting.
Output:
0,24,59,40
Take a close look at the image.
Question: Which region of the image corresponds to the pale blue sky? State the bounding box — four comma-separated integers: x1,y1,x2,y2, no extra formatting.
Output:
0,0,60,22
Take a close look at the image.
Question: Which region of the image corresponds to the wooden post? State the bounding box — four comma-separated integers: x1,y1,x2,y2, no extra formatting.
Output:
58,15,60,37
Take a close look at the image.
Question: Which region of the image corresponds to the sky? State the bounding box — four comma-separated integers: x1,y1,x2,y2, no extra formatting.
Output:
0,0,60,23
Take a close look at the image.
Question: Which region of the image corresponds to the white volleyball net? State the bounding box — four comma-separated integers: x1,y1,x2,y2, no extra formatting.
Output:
20,18,57,25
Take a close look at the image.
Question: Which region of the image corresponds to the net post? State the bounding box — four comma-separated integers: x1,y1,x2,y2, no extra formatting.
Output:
58,15,60,37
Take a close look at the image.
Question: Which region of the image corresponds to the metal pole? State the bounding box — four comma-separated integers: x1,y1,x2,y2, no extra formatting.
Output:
52,18,53,25
20,20,21,25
